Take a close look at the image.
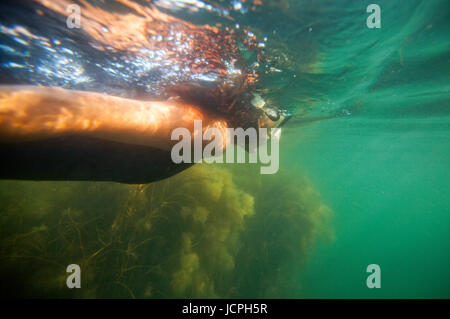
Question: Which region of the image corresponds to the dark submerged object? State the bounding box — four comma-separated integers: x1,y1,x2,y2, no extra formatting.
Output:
0,136,192,184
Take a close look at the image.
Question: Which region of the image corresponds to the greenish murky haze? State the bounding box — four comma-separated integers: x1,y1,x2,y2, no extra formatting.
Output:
0,0,448,298
283,0,450,298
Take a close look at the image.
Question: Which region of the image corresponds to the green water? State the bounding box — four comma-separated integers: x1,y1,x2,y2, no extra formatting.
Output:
282,0,450,298
291,118,449,298
0,0,449,298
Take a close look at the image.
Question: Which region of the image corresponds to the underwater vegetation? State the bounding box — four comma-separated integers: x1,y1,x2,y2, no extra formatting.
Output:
0,164,332,298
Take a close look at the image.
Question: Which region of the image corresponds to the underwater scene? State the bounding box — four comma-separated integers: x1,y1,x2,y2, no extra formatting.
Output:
0,0,449,299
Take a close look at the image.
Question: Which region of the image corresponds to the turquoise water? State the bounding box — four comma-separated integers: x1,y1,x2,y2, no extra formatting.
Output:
291,118,450,298
282,0,450,298
0,0,449,298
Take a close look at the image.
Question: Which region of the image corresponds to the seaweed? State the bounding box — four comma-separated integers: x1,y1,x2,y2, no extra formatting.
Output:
0,164,332,298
